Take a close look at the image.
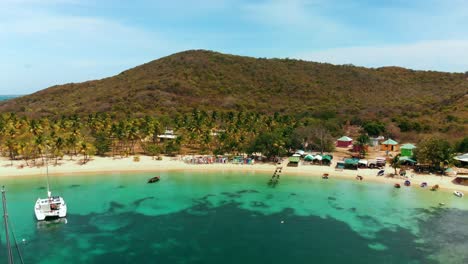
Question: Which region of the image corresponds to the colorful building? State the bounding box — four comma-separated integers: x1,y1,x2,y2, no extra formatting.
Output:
400,143,416,157
380,138,399,152
336,136,353,148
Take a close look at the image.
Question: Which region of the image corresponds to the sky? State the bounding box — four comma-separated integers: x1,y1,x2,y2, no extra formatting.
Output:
1,0,467,95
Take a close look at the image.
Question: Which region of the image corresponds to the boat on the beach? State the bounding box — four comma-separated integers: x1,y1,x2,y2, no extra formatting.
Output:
148,176,160,183
322,173,329,179
377,170,385,176
453,191,464,198
394,183,401,188
34,160,67,221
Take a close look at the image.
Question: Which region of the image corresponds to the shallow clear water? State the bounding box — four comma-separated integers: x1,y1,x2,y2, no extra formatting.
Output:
1,171,467,263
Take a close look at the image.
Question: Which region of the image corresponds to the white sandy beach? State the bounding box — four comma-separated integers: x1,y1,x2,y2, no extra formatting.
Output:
1,155,467,195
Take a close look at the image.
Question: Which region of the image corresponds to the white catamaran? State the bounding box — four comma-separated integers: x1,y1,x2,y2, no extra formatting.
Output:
34,159,67,221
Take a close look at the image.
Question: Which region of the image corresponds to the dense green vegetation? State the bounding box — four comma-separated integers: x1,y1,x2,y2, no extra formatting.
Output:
0,111,340,164
1,111,465,167
0,50,466,142
414,138,454,169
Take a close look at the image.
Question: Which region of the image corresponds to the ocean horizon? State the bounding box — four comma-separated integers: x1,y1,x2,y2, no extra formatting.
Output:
0,95,21,101
2,171,467,263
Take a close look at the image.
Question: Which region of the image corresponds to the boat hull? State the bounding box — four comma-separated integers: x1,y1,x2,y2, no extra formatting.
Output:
34,196,67,221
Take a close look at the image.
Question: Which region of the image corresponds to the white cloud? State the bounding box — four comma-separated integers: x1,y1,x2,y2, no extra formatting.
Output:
0,1,181,94
297,40,468,72
243,0,339,29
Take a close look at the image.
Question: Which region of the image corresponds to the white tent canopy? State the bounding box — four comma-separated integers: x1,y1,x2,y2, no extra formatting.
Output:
455,153,468,163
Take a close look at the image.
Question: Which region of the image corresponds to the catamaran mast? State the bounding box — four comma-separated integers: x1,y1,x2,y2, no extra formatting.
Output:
45,154,51,198
2,186,14,264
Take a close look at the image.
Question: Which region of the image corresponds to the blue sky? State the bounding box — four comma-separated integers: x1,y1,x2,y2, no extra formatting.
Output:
1,0,467,94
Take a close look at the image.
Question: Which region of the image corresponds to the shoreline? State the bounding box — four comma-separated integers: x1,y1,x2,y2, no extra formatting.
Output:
1,155,467,194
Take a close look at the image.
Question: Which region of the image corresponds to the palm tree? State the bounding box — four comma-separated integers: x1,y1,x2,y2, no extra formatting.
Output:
390,154,401,175
356,134,370,158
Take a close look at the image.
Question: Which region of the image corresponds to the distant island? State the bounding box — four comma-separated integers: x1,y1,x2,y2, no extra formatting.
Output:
0,95,21,101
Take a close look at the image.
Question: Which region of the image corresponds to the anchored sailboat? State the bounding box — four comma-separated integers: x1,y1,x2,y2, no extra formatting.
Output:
34,158,67,221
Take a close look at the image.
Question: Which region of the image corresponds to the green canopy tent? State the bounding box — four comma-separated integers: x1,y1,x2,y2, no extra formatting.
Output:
399,156,416,165
322,155,332,165
304,154,314,161
343,158,359,170
288,156,300,167
289,156,300,162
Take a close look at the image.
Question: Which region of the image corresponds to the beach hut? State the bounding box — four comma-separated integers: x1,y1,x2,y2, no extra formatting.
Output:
157,129,177,142
400,143,416,157
370,136,385,147
336,136,353,148
380,138,399,152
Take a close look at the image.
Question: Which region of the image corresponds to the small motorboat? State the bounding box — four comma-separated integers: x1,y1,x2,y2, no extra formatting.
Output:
453,191,464,198
404,180,411,186
147,176,160,183
420,182,428,188
431,184,439,191
394,183,401,188
322,173,329,179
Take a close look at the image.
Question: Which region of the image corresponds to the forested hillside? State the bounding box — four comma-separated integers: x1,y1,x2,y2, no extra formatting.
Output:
1,50,467,139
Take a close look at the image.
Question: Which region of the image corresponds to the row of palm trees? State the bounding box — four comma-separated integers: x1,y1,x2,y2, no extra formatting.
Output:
0,111,302,165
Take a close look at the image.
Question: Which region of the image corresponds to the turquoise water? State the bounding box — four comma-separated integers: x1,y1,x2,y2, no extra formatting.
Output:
0,95,20,101
1,171,468,263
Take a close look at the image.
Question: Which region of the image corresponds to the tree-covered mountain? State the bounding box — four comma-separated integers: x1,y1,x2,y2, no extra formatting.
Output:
1,50,467,138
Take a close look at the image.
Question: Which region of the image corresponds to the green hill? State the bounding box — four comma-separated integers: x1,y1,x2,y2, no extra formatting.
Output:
1,50,467,135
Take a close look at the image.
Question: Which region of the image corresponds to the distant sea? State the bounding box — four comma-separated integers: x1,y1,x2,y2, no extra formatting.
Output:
2,171,468,264
0,95,20,101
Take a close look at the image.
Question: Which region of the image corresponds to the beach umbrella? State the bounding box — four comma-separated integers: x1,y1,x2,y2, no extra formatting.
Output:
314,155,323,161
304,154,314,161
